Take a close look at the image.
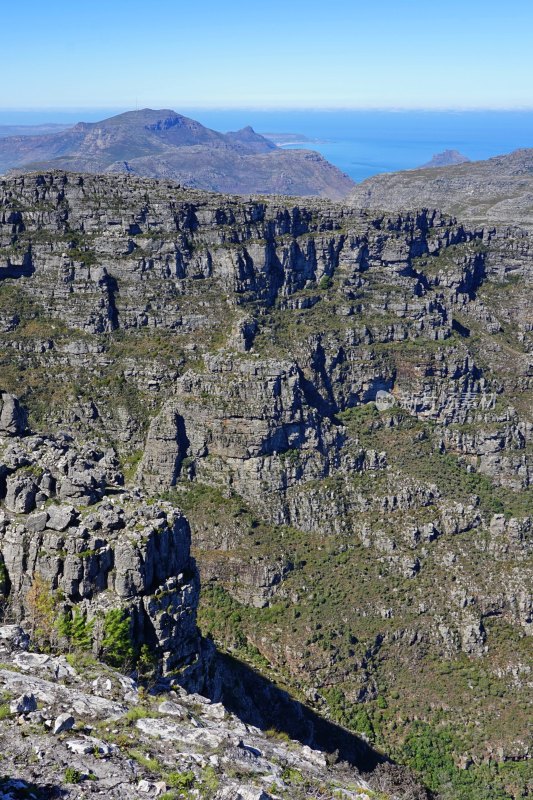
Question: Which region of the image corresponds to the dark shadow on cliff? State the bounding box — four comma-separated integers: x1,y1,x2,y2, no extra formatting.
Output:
206,647,384,772
0,777,67,799
198,647,432,798
0,249,34,280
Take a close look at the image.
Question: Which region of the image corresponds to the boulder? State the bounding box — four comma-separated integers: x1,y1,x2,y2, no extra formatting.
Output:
158,700,184,717
0,393,26,436
4,473,38,514
9,693,37,714
46,504,77,531
52,712,75,734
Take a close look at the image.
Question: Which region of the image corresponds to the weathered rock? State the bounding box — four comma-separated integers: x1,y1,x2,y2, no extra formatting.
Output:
136,717,229,749
217,788,273,800
0,393,26,437
158,700,184,717
4,473,38,514
0,422,201,676
46,504,77,531
52,712,75,734
9,693,37,714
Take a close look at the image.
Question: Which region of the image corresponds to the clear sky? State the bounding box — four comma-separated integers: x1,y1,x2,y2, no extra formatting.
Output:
3,0,532,110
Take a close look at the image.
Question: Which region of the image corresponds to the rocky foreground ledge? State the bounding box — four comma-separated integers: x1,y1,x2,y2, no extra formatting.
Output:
0,627,423,800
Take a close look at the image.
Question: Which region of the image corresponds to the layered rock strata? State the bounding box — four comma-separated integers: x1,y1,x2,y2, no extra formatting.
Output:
0,172,531,796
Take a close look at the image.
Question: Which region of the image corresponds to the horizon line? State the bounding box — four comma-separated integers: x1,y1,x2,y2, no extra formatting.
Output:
2,104,533,114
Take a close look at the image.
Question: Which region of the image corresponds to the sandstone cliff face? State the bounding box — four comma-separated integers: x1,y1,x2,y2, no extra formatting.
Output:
0,172,532,796
0,393,200,675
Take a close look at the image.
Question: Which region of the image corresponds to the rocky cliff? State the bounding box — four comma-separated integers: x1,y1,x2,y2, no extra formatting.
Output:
348,148,533,229
0,624,421,800
0,392,200,678
0,171,531,799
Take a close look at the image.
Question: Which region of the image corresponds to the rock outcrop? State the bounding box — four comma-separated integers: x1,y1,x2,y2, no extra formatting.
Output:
0,627,425,800
0,418,200,676
0,393,26,437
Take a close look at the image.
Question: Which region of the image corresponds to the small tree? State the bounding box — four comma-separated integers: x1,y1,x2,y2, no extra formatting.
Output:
57,608,94,652
101,608,134,669
25,574,57,651
137,643,159,688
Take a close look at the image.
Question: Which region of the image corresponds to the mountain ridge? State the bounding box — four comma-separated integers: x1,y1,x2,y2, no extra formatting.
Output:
0,108,354,200
349,147,533,227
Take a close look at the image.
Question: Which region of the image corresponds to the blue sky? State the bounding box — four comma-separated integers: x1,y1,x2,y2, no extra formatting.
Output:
3,0,532,110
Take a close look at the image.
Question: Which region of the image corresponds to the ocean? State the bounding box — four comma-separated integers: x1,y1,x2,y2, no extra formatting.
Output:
185,110,533,182
1,109,533,183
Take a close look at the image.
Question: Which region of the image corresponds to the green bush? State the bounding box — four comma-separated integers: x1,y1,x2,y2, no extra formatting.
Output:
166,770,195,789
26,574,58,650
399,722,523,798
137,643,159,685
101,608,134,669
281,767,305,785
128,749,161,772
200,765,219,797
57,608,94,651
403,721,457,790
64,767,82,784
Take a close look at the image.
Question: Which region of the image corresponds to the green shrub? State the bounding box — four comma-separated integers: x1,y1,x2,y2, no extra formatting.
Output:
122,705,154,724
166,770,195,789
281,767,305,785
57,608,94,651
64,767,82,784
101,608,134,669
200,765,219,797
128,749,161,773
26,574,58,651
137,643,159,685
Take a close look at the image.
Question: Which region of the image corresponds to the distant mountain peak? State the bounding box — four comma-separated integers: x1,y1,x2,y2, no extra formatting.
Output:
0,108,354,200
421,149,471,168
225,125,276,153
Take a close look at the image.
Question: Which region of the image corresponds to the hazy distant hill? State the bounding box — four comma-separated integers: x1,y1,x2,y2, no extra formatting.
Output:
350,147,533,227
0,108,355,199
420,149,470,168
0,123,73,138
